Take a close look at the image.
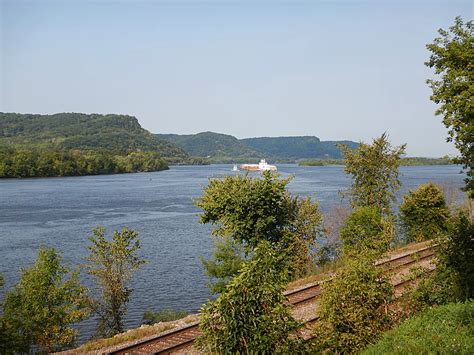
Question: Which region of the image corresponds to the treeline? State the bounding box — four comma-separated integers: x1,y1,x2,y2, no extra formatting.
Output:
400,156,454,166
298,159,344,166
0,148,169,178
298,156,455,167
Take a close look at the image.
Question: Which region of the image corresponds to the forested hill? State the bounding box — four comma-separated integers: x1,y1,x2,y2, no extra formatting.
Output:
0,113,188,158
241,136,359,159
156,131,262,159
158,131,359,161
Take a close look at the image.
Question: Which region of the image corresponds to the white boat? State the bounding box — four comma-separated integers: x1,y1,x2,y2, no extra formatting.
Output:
240,159,277,172
232,164,239,171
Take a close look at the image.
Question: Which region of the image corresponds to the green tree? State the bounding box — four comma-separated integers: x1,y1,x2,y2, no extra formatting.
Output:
426,17,474,197
196,172,323,292
200,235,245,294
340,206,394,253
197,241,301,353
314,251,393,353
287,195,324,279
438,210,474,300
195,171,294,248
86,226,146,337
340,133,406,215
1,247,88,353
399,182,450,243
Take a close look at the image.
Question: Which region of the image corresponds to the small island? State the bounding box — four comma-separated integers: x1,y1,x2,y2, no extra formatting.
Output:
298,156,455,167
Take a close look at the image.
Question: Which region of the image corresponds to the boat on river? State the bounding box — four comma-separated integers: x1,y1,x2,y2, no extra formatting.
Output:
240,159,277,172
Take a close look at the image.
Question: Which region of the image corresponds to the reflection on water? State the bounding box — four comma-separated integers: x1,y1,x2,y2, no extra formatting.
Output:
0,164,466,342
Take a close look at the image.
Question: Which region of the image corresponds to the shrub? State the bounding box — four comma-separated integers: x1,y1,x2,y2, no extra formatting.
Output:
200,235,246,294
340,133,406,215
197,172,323,292
1,247,88,353
339,206,394,253
438,209,474,300
400,209,474,315
86,226,146,337
197,241,301,353
399,182,450,243
314,251,393,353
142,309,189,325
363,301,474,354
286,196,324,279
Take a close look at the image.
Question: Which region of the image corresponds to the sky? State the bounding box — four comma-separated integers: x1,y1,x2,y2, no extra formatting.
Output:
1,0,472,156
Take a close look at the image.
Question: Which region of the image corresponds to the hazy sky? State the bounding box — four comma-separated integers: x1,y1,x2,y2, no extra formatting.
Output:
1,0,472,156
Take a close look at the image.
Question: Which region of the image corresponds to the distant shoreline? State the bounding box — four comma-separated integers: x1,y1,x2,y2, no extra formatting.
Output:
298,157,456,167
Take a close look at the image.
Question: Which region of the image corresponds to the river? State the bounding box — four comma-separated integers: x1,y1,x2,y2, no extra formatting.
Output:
0,164,466,342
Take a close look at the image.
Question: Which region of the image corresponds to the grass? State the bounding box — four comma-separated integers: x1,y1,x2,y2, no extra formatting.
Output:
362,301,474,354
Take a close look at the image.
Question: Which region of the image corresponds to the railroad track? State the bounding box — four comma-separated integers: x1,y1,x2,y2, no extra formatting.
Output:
284,243,436,306
106,243,436,354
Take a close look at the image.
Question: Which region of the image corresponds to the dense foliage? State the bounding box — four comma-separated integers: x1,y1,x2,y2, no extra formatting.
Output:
363,301,474,355
196,172,323,291
196,172,294,248
142,309,189,325
287,196,324,279
241,136,358,159
198,241,301,353
425,17,474,197
200,235,245,294
299,157,454,167
399,182,450,243
0,148,169,178
314,252,393,353
86,227,146,337
0,112,187,157
339,206,394,253
340,133,406,215
159,132,359,160
402,210,474,314
157,131,261,160
400,156,454,166
438,210,474,300
298,159,344,166
0,247,88,353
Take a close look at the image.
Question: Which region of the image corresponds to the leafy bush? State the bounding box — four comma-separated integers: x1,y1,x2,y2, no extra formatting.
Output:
86,227,146,337
339,206,394,253
197,241,301,353
363,301,474,354
195,171,294,248
142,309,189,325
438,209,474,300
1,247,88,353
200,235,245,294
313,251,393,353
286,196,324,279
401,209,474,315
197,172,323,292
399,182,450,243
340,133,405,215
